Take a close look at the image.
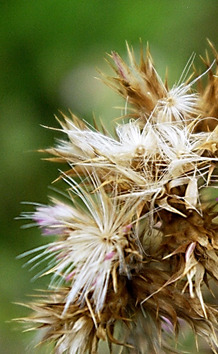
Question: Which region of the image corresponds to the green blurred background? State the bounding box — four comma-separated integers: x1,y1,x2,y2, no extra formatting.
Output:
1,1,217,353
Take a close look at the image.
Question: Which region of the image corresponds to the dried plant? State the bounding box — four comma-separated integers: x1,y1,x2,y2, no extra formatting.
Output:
17,41,218,353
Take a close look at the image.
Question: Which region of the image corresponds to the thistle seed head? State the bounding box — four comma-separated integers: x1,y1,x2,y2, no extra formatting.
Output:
17,41,218,353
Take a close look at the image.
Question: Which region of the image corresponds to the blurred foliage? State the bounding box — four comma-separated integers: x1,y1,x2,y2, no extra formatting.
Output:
0,0,217,353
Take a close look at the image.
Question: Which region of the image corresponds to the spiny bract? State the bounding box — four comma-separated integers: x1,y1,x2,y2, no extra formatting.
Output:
18,42,218,353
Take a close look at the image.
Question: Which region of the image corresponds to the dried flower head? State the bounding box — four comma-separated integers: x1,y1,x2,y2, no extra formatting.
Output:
17,41,218,353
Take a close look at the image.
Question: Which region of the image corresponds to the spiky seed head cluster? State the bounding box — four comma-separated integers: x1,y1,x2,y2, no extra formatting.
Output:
18,42,218,353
